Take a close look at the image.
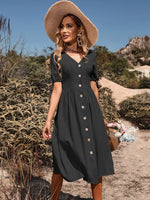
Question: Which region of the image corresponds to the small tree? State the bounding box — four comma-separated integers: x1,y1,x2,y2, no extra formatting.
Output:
0,15,25,85
0,15,11,54
139,76,150,88
0,15,11,84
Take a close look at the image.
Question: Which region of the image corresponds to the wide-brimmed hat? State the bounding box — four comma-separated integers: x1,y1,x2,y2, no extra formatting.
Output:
44,0,98,48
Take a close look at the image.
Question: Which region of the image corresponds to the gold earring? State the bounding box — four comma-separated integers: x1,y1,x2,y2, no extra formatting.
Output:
77,33,82,46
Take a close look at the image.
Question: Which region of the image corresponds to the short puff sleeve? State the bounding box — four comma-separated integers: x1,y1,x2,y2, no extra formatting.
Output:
50,53,62,83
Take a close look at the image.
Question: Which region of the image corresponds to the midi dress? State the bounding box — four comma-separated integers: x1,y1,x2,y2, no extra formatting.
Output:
50,49,115,184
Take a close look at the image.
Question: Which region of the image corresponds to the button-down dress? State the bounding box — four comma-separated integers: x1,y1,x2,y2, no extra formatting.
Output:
50,49,114,184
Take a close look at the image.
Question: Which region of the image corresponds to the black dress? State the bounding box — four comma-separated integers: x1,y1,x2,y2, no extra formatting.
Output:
50,49,114,184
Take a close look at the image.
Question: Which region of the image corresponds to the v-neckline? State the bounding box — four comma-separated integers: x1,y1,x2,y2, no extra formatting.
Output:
64,51,88,64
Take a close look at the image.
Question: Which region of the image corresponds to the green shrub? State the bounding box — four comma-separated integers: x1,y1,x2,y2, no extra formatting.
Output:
99,86,120,122
93,45,140,89
131,45,150,60
119,92,150,129
0,76,53,195
138,76,150,88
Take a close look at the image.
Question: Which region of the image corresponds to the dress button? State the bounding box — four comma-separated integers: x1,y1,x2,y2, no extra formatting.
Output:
83,116,86,120
80,94,83,98
78,64,81,67
90,151,93,155
81,105,85,109
78,74,81,77
88,138,91,142
78,84,82,87
85,128,88,131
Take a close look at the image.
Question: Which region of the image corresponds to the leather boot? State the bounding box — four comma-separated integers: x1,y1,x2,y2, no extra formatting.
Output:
91,177,102,200
50,173,63,200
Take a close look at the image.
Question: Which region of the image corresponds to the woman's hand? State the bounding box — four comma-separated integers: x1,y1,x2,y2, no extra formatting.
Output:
42,120,52,140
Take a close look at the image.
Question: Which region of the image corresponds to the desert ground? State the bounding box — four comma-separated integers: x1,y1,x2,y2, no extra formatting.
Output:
99,77,150,105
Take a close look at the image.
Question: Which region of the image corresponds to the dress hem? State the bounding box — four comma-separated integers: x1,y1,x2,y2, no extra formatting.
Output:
53,167,115,184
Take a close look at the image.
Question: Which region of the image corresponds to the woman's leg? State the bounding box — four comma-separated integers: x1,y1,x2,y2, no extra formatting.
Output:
91,177,102,200
50,173,63,200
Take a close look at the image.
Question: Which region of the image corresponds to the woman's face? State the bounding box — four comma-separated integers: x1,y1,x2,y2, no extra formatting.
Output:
60,16,80,45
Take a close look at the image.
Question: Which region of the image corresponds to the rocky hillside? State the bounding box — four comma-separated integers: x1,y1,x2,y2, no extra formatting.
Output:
115,35,150,66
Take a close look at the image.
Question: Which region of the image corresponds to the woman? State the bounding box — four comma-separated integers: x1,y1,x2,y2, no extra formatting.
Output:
43,1,114,199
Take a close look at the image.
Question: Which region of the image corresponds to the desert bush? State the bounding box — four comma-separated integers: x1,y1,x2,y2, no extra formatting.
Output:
101,59,139,88
94,45,120,69
144,35,149,41
0,75,53,199
99,86,120,122
0,127,52,199
119,92,150,129
138,76,150,88
0,15,26,85
131,45,150,60
93,45,140,89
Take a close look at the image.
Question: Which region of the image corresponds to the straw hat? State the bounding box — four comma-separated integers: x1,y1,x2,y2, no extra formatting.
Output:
44,0,98,48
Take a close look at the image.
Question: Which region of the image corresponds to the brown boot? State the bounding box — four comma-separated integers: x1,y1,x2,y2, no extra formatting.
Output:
50,173,63,200
91,177,102,200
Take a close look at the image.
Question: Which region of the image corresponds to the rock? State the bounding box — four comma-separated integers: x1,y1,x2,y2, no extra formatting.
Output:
115,35,150,66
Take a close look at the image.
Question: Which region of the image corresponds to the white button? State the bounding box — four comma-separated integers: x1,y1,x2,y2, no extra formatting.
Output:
90,151,93,154
78,64,81,67
81,105,85,109
78,74,81,77
78,84,82,87
85,128,88,131
83,116,86,120
80,94,83,98
88,138,91,142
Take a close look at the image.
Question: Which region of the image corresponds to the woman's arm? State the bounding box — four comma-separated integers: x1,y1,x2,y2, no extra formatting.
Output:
46,82,62,123
90,81,108,128
42,82,62,140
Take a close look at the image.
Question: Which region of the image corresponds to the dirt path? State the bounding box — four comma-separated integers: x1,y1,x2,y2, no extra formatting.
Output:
129,65,150,78
99,77,150,105
102,119,150,200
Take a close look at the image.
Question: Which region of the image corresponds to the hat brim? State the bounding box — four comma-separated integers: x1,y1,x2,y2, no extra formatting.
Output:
44,0,98,48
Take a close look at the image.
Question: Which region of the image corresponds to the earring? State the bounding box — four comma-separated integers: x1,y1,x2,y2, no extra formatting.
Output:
77,33,83,46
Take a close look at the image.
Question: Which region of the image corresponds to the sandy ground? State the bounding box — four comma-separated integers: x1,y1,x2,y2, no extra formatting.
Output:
128,65,150,78
99,77,150,105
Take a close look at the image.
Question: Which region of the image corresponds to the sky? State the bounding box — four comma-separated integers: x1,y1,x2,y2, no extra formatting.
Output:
1,0,150,56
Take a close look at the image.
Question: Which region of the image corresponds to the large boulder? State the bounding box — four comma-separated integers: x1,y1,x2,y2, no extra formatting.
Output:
115,35,150,66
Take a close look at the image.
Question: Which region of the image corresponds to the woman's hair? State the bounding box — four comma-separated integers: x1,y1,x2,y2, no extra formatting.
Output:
51,13,90,79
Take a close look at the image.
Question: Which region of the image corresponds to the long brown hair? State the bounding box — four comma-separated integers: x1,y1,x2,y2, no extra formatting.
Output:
51,14,90,79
